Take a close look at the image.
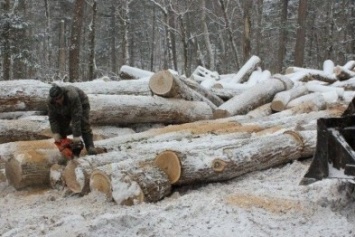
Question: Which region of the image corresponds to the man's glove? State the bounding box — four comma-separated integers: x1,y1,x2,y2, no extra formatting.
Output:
71,137,84,157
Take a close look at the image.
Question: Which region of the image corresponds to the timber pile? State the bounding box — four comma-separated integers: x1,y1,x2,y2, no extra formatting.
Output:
1,56,354,206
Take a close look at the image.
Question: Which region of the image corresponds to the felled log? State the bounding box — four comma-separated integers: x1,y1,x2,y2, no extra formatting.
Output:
181,77,224,106
119,65,154,79
190,66,220,82
0,80,50,112
305,83,344,97
230,55,261,83
0,119,52,144
5,140,62,189
154,130,316,185
0,111,46,120
214,76,293,118
334,65,355,81
89,159,171,204
271,85,308,111
285,67,337,83
57,78,152,96
343,60,355,71
286,91,338,109
149,70,218,110
89,95,213,125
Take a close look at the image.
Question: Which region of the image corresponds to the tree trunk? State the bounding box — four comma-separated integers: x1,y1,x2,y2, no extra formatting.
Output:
271,85,308,111
88,0,97,80
294,0,308,67
69,0,85,82
149,70,218,110
277,0,289,73
89,159,171,204
5,140,62,189
2,0,11,80
58,20,66,79
242,0,252,61
155,130,316,185
214,76,293,118
230,55,261,83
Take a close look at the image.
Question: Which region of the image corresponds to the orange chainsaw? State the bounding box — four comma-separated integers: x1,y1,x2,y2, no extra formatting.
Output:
54,138,84,160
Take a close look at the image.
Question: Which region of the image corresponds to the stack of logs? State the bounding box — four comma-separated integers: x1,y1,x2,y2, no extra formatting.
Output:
1,58,354,205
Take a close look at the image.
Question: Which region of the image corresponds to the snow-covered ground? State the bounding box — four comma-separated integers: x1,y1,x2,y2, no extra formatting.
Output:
1,159,354,237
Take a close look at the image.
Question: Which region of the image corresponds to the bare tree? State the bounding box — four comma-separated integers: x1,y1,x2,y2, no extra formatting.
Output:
2,0,11,80
69,0,85,82
277,0,289,73
201,0,214,70
218,0,240,69
88,0,97,80
242,0,252,62
255,0,264,58
294,0,308,67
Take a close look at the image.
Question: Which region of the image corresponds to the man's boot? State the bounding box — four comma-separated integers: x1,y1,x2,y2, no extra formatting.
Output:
82,133,97,155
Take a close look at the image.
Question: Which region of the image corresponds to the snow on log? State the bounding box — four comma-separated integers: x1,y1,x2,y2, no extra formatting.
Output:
323,60,335,75
0,111,46,120
119,65,154,79
271,85,309,111
334,65,355,81
214,76,293,118
331,77,355,90
305,83,344,97
190,66,220,82
89,94,213,125
285,67,337,83
5,140,62,189
0,119,52,144
342,60,355,71
155,130,316,185
49,164,65,190
0,80,50,112
181,77,224,106
149,70,218,110
230,55,261,83
286,91,338,109
89,159,171,204
245,103,273,119
56,79,152,96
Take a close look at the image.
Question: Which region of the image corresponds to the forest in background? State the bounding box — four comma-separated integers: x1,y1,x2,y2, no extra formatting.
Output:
0,0,354,82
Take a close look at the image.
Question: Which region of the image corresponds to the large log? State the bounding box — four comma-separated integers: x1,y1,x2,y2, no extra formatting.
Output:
57,78,152,96
334,65,355,81
149,70,218,110
0,119,52,143
229,55,261,83
271,85,309,111
154,130,316,185
285,67,337,83
5,140,62,189
89,95,213,125
89,159,171,204
0,80,50,112
214,76,293,118
119,65,154,79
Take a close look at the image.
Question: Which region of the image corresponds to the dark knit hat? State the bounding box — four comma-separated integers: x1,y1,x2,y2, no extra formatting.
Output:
49,85,63,98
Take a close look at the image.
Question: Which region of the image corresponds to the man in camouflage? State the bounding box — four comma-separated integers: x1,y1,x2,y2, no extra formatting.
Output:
47,84,97,155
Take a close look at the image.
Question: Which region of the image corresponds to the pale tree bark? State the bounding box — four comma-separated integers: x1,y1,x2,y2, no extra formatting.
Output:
242,0,252,62
277,0,289,73
121,0,133,66
44,0,51,70
294,0,308,67
201,0,214,70
69,0,85,82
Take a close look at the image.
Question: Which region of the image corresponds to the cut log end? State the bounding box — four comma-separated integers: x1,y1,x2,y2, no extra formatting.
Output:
212,159,227,172
90,170,112,200
63,160,86,194
154,151,181,184
271,101,285,112
149,70,174,96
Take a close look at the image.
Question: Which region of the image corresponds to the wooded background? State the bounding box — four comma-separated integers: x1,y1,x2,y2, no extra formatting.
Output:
0,0,354,82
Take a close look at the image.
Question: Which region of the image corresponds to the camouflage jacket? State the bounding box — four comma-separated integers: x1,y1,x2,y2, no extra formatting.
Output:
47,85,90,137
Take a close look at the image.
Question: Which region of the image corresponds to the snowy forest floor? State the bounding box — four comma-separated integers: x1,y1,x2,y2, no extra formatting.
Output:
1,159,355,237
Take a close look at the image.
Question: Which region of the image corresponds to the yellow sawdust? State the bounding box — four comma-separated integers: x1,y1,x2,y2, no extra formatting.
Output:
226,194,303,214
